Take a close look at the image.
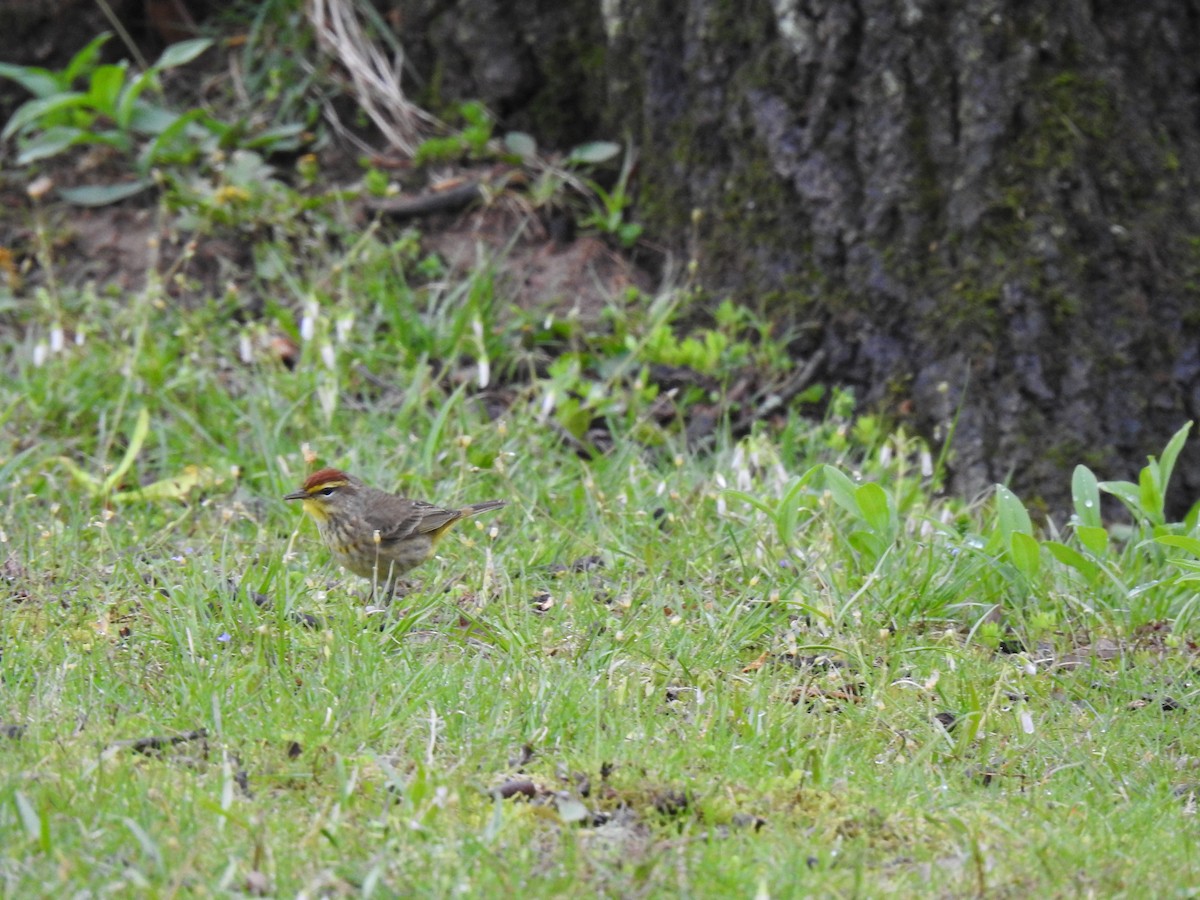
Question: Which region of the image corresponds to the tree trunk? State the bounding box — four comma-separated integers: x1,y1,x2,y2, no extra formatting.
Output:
615,0,1200,509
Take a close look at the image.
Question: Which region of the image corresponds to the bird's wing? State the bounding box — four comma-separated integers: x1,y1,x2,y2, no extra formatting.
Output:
371,499,462,543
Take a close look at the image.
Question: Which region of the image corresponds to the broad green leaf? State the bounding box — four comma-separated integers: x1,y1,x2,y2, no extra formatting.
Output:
1009,531,1041,580
503,131,537,160
1186,498,1200,532
16,125,86,164
101,407,150,495
994,485,1033,537
1075,525,1109,557
1043,540,1099,582
2,92,89,140
189,111,231,140
821,465,860,518
154,37,213,70
848,530,885,564
1139,466,1163,525
774,468,821,540
127,103,183,137
0,63,61,98
58,179,152,206
855,481,894,537
786,465,823,495
1156,421,1192,498
1098,479,1143,520
137,108,210,169
779,467,821,508
1071,465,1102,528
242,122,308,151
86,63,128,117
117,68,160,131
566,140,622,165
1156,534,1200,557
63,32,112,85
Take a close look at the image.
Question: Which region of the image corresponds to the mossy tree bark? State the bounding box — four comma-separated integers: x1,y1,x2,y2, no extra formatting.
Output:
620,1,1200,510
405,0,1200,509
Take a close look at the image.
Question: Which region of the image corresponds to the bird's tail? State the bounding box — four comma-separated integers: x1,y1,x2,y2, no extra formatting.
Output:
462,500,506,517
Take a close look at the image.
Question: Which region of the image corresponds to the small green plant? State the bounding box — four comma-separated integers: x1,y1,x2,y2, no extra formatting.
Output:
984,485,1041,586
0,33,308,205
953,421,1200,628
544,353,613,444
0,34,213,166
413,100,495,164
722,462,821,552
578,145,642,247
640,323,733,372
165,149,300,230
820,464,900,568
525,138,621,208
1096,420,1194,534
605,295,792,379
362,166,391,197
413,105,642,246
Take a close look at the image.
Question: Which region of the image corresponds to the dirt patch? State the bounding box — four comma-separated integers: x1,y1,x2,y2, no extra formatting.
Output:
4,167,652,326
60,206,162,292
419,199,653,326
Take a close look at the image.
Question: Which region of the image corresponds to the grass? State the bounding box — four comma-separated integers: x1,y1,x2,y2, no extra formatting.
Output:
4,61,1200,896
4,214,1200,896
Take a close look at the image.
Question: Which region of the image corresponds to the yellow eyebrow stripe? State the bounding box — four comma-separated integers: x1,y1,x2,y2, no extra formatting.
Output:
306,479,350,493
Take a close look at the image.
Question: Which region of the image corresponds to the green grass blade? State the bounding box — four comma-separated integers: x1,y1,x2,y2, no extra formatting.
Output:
101,407,150,495
1071,465,1102,528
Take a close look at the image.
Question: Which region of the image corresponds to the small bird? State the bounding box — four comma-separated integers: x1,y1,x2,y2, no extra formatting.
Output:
284,468,505,593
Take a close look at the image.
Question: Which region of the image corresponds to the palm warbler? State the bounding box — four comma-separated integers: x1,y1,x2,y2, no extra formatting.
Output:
284,468,504,591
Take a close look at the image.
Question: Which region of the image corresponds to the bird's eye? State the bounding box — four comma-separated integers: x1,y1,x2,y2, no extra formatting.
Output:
319,487,335,496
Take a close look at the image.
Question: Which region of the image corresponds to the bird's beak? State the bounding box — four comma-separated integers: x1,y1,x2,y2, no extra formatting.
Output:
283,490,308,501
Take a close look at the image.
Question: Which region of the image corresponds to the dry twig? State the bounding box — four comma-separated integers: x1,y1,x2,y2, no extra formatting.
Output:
307,0,441,155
